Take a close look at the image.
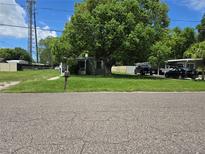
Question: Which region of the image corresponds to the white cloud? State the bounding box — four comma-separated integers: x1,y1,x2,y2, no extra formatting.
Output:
182,0,205,11
37,26,57,41
0,0,27,38
0,0,57,39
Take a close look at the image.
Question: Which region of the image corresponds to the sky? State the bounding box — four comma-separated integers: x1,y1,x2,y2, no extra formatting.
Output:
0,0,205,52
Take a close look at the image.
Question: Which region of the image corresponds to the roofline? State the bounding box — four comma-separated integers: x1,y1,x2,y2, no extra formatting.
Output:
165,58,203,63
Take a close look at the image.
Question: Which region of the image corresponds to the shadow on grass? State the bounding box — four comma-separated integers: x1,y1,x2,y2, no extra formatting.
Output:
72,74,165,80
111,74,165,80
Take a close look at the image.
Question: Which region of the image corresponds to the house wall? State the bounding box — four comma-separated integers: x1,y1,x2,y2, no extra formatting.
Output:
0,63,17,72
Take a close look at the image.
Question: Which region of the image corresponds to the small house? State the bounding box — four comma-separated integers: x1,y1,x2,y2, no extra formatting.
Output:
76,57,105,75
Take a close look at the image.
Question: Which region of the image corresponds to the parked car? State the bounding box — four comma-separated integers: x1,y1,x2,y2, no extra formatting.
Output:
165,68,197,79
135,62,152,75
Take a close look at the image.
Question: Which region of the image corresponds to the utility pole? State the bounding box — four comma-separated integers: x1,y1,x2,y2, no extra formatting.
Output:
34,6,39,63
27,0,36,61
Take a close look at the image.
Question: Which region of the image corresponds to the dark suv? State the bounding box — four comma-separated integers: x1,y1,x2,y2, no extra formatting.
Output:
165,68,197,79
135,62,152,75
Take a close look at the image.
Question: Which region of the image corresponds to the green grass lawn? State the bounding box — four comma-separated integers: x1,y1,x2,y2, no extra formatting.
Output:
0,69,59,82
1,70,205,92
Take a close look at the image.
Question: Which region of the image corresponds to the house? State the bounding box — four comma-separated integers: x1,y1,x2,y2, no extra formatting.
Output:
76,57,105,75
6,60,29,65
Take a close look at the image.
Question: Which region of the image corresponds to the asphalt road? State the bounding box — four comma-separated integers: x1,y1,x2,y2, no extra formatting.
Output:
0,92,205,154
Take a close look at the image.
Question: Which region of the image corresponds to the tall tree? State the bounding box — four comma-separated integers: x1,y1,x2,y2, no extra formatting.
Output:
197,14,205,42
63,0,169,74
168,27,196,59
181,27,196,54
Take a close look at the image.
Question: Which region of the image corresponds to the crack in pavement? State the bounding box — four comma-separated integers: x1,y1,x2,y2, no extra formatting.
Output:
0,93,205,153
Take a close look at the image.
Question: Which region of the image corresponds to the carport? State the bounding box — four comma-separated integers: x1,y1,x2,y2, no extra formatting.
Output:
165,58,203,70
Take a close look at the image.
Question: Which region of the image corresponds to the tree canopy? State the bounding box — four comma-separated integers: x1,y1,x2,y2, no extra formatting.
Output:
38,0,201,76
184,41,205,80
184,42,205,60
39,37,72,66
62,0,169,73
0,48,32,62
167,27,196,59
197,14,205,42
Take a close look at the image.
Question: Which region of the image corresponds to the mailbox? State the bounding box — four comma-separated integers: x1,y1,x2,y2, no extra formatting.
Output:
64,70,70,90
64,71,70,78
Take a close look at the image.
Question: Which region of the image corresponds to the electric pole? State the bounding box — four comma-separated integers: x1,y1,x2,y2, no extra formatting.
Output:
27,0,33,58
27,0,38,62
34,6,39,63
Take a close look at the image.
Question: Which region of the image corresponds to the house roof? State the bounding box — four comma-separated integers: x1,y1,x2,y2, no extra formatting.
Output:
6,60,29,64
165,58,203,63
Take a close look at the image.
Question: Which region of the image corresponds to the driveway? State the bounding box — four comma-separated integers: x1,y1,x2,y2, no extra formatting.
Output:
0,92,205,153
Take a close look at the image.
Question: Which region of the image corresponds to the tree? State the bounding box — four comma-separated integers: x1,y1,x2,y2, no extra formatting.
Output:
39,36,73,66
39,37,54,65
63,0,169,74
181,27,196,55
14,48,32,62
197,14,205,42
0,48,31,62
184,41,205,80
148,41,171,75
168,27,196,59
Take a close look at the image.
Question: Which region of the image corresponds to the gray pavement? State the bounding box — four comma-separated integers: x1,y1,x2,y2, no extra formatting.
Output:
0,92,205,154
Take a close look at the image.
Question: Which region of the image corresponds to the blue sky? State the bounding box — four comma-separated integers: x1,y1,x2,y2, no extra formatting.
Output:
0,0,205,52
166,0,203,28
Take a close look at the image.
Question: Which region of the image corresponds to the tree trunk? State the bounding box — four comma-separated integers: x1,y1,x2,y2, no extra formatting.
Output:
104,65,112,75
202,67,205,81
157,64,160,76
103,59,112,76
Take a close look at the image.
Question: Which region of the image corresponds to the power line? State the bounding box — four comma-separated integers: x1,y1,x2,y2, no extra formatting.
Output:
37,19,68,23
0,2,203,23
171,19,200,23
37,7,74,13
0,23,64,32
0,2,74,13
2,22,205,32
37,18,201,25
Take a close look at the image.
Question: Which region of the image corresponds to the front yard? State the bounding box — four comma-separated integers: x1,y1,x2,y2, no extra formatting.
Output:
0,70,205,93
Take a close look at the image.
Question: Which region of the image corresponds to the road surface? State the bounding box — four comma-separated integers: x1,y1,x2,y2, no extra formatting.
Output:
0,92,205,154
